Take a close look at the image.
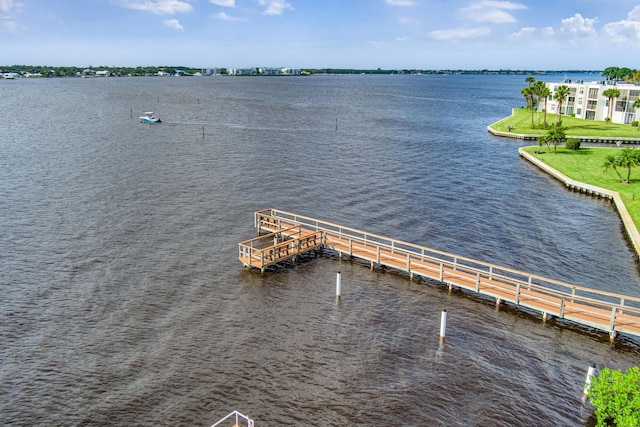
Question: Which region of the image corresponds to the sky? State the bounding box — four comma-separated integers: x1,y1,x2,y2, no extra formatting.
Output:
1,0,639,70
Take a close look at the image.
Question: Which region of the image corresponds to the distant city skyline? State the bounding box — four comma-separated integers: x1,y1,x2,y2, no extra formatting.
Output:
1,0,639,70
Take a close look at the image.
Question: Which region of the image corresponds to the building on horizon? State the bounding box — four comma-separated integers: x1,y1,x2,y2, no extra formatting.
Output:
544,80,639,125
219,67,301,76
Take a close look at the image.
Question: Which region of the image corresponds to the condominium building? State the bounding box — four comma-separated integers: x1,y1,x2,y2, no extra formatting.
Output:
544,80,639,125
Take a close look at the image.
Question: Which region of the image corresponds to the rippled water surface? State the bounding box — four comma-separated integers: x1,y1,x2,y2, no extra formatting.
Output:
2,74,640,426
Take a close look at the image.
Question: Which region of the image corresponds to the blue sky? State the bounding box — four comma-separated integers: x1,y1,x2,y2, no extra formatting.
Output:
1,0,639,69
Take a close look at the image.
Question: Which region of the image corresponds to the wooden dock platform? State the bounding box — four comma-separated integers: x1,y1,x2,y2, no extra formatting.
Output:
238,208,640,340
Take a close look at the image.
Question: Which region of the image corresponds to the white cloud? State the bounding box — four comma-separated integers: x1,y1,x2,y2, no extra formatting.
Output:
0,0,22,32
209,0,235,6
163,18,183,30
369,40,391,48
508,26,535,40
258,0,293,16
540,26,554,38
600,5,640,44
508,25,554,41
460,1,527,24
507,6,640,48
559,13,598,44
429,26,491,40
386,0,416,6
212,11,245,21
0,0,23,12
117,0,193,15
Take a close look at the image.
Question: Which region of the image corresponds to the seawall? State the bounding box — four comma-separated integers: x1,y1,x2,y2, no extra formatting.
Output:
518,148,640,259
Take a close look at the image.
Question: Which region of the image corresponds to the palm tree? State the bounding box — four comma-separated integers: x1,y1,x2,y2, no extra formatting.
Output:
533,80,547,127
616,148,640,183
633,98,640,130
537,122,566,154
526,76,535,87
554,85,570,124
603,154,624,181
521,86,535,127
539,85,551,128
603,87,621,123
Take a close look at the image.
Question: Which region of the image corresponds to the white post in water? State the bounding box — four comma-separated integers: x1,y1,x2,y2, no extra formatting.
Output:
336,271,342,298
583,364,597,396
440,309,447,339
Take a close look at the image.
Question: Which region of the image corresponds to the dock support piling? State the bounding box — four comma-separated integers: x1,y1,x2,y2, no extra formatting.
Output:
440,309,447,339
583,364,597,397
336,271,342,298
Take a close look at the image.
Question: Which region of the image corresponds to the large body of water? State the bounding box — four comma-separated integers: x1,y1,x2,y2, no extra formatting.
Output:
2,73,640,426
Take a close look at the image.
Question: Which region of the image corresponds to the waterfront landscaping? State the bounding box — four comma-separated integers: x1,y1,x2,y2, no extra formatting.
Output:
521,145,640,229
493,108,640,138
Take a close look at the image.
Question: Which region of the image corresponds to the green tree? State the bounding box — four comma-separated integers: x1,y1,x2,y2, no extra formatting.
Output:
532,80,551,128
553,85,570,124
617,148,640,183
603,66,620,81
590,366,640,427
533,80,547,127
521,86,535,127
603,88,621,123
539,84,551,128
537,122,566,154
603,154,624,182
617,67,633,81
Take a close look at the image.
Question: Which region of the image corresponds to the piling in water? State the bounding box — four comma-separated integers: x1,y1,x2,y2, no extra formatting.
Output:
583,364,596,396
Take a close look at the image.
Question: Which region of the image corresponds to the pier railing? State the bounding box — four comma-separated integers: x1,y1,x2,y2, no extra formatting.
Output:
249,208,640,339
211,410,254,427
238,223,324,272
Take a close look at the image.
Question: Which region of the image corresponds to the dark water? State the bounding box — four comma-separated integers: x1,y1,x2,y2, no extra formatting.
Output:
2,74,640,426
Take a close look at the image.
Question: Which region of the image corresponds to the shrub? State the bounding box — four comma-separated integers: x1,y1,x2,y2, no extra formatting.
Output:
590,366,640,427
565,139,581,150
632,120,639,128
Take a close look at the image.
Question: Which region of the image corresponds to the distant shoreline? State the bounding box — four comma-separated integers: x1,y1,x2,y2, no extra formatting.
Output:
1,65,603,79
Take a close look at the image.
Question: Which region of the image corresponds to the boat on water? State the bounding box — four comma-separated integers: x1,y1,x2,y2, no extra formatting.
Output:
140,112,162,123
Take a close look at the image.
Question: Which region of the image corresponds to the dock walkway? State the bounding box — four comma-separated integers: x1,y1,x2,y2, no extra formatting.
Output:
238,209,640,341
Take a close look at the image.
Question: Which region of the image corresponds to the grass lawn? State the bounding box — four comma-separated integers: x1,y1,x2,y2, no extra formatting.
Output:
493,108,640,138
522,145,640,229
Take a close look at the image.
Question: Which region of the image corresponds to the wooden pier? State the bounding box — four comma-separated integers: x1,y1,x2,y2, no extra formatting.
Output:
238,208,640,340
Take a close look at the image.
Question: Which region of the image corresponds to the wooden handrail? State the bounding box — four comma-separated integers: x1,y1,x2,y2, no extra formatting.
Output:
260,208,640,306
248,209,640,337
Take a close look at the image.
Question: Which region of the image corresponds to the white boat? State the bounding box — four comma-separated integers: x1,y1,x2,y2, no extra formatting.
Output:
140,112,162,123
